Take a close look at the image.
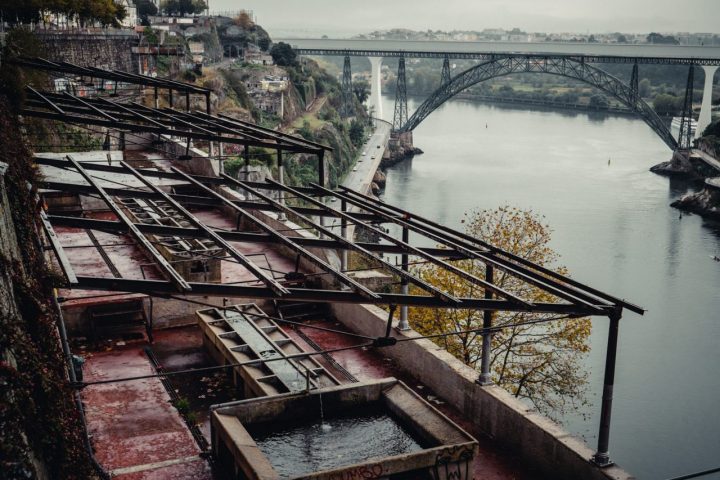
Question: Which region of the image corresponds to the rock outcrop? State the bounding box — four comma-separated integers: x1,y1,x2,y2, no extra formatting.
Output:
650,150,696,177
671,178,720,219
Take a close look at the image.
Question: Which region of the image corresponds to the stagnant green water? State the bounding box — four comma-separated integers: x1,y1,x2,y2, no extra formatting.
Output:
379,95,720,480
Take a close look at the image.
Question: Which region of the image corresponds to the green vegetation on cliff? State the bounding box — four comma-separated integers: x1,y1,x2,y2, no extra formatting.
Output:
219,53,369,188
0,98,96,480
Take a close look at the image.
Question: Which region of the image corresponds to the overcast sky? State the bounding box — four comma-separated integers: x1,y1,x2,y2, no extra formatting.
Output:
208,0,720,37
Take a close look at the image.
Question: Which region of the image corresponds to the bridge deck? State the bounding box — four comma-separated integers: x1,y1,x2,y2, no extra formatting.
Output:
282,38,720,65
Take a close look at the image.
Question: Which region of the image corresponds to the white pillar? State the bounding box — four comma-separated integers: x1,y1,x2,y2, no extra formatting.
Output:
696,65,718,139
369,56,384,121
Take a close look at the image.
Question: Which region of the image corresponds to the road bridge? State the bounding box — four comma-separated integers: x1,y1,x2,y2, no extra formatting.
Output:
281,38,720,150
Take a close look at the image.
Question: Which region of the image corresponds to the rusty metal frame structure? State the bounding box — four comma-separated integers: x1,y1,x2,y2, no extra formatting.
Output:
21,87,329,157
36,155,641,315
35,152,643,467
11,56,212,112
24,52,645,463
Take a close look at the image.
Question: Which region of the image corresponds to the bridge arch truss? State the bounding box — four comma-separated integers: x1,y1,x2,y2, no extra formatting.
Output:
400,56,678,150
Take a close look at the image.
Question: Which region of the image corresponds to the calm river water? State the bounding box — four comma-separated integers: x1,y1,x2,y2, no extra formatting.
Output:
378,96,720,480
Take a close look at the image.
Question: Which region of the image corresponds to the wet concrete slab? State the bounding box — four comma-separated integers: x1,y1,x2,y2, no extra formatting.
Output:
80,341,212,479
150,326,239,441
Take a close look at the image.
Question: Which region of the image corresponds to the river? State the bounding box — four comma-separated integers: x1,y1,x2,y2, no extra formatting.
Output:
377,95,720,480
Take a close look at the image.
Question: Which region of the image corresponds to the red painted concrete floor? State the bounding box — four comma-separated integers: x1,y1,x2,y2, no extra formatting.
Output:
80,339,212,479
79,318,542,480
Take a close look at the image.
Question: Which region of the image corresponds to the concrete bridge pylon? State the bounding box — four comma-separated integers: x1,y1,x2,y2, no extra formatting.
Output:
696,65,718,139
369,56,383,120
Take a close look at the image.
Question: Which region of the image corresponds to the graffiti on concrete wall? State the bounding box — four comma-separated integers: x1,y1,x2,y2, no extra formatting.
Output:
431,444,475,480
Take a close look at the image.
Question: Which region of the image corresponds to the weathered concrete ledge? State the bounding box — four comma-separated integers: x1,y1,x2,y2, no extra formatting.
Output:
671,177,720,219
329,302,635,480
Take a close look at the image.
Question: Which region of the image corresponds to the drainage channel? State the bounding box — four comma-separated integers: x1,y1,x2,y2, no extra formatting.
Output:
144,347,212,456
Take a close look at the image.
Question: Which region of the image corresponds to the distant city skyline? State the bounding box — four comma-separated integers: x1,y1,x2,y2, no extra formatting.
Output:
208,0,720,37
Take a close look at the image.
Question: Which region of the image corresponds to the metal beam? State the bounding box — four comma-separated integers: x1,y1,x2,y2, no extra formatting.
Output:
160,171,377,299
120,161,290,297
39,178,380,221
39,209,78,285
293,48,720,66
392,56,408,132
267,178,531,307
65,155,192,292
341,54,353,117
338,186,644,315
331,186,608,313
226,175,459,305
11,56,211,94
72,275,610,315
46,214,470,258
23,90,328,154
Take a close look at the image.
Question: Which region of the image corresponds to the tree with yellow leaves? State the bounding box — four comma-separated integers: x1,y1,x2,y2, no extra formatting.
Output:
408,206,591,419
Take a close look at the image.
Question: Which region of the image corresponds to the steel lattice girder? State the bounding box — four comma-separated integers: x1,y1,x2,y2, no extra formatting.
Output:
400,56,678,150
293,48,720,66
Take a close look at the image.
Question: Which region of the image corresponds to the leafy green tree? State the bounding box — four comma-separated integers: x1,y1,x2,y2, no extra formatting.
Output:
136,0,157,24
639,78,651,97
348,119,364,147
702,119,720,137
270,42,297,67
161,0,206,16
0,27,46,108
258,36,270,51
647,32,680,45
407,207,591,419
298,120,314,141
588,94,609,109
353,80,370,103
654,93,682,115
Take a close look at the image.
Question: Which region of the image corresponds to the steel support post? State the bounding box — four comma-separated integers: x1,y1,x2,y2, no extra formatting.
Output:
153,86,159,109
397,226,411,330
392,57,408,132
341,55,353,117
243,142,250,178
318,150,326,187
205,92,211,114
169,89,174,108
185,91,190,112
630,63,639,104
218,141,224,175
441,55,451,85
592,308,623,467
277,149,286,221
478,265,494,385
340,198,348,273
678,65,695,150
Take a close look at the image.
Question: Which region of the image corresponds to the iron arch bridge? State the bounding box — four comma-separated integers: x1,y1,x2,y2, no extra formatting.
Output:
398,56,677,150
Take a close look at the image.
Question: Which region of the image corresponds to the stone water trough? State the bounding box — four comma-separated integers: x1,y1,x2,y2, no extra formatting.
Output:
210,378,478,480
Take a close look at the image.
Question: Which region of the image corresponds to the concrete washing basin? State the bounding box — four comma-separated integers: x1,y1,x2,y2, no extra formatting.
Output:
211,378,478,480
